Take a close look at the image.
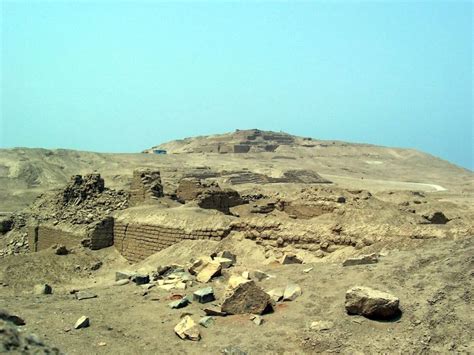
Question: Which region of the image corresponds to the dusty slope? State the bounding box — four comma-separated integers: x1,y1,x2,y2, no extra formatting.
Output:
0,236,472,354
1,130,472,211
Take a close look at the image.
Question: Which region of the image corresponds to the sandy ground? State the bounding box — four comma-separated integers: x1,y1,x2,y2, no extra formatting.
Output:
1,236,472,354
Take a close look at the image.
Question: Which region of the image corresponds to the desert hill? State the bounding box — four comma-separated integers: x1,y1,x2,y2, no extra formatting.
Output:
1,129,472,212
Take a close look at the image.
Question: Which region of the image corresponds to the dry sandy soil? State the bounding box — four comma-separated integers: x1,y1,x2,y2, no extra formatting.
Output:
0,129,473,354
0,236,472,354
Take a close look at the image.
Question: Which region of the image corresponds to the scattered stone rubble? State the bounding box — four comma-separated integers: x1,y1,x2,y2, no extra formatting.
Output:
0,318,62,354
0,230,29,258
107,250,311,341
0,213,29,257
11,245,404,345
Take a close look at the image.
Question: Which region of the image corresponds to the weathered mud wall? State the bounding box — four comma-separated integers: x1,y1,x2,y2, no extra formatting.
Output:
114,222,230,263
88,217,115,250
28,225,84,251
28,218,114,252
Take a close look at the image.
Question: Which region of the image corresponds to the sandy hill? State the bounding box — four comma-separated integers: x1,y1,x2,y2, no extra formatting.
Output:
0,129,472,211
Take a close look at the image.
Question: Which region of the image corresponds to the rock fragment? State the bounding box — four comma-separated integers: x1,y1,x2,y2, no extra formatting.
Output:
75,291,97,300
74,316,90,329
114,279,129,286
131,274,150,285
251,270,270,281
280,253,303,265
250,315,264,325
169,298,190,309
0,309,25,326
310,320,334,331
199,316,215,328
203,307,227,317
213,257,234,269
345,286,400,320
343,253,379,267
34,284,52,295
52,244,69,255
174,316,200,341
228,275,250,289
189,258,208,275
423,211,449,224
222,346,248,355
115,271,134,281
0,319,61,353
221,280,273,315
267,288,284,302
217,251,237,264
196,261,221,283
283,284,302,301
193,287,215,304
89,261,102,271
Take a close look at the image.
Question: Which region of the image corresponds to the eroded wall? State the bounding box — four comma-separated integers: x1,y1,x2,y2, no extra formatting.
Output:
114,222,230,262
28,225,84,251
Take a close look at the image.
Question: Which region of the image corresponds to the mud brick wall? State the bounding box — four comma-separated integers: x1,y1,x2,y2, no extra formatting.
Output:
114,222,230,263
28,225,84,252
88,217,114,250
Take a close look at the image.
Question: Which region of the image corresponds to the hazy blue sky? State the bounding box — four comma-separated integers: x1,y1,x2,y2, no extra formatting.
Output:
1,1,472,169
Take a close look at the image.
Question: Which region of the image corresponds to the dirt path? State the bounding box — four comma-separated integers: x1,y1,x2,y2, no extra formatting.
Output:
322,174,447,192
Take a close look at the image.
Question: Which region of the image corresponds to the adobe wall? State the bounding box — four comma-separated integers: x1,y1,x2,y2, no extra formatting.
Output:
27,218,114,252
88,217,114,250
113,206,235,262
28,225,85,251
112,205,347,263
114,222,230,263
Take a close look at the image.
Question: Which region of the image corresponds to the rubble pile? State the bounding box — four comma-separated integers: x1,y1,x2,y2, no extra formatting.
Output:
0,214,29,258
0,232,28,258
29,174,129,225
0,313,62,354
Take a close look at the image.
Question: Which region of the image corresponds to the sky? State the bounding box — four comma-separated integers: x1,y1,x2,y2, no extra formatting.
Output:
1,1,472,169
